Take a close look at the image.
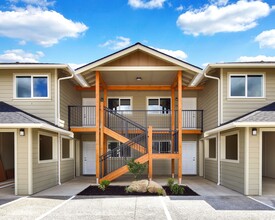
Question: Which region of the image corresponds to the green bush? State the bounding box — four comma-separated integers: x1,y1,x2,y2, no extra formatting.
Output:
127,159,147,180
98,180,111,191
167,178,184,195
125,186,133,193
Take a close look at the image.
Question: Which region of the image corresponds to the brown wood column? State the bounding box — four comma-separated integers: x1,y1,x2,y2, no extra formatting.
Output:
95,71,100,183
148,126,153,180
103,88,108,155
100,101,104,176
177,71,183,184
171,87,175,178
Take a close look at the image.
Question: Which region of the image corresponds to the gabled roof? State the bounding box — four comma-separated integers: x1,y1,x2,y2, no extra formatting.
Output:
0,102,73,137
75,42,202,73
204,102,275,137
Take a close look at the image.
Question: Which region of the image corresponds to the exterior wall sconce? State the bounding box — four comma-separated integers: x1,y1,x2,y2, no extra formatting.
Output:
136,77,142,81
252,128,257,136
19,128,25,136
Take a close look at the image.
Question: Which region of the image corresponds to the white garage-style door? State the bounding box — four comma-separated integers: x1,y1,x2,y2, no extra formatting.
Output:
82,141,96,175
182,141,197,175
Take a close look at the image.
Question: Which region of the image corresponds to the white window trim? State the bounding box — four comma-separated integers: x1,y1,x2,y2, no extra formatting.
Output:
107,97,133,112
13,73,51,100
221,130,240,163
38,131,57,163
146,96,171,114
61,137,74,160
107,140,132,158
228,73,265,99
205,135,217,161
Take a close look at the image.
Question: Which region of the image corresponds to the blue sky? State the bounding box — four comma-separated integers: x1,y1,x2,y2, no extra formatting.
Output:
0,0,274,69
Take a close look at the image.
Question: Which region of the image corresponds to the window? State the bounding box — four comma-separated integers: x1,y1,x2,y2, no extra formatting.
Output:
147,97,171,114
205,138,216,159
108,98,131,111
108,141,131,157
229,74,263,98
221,132,239,162
153,141,171,153
39,134,54,161
62,138,73,159
15,75,49,98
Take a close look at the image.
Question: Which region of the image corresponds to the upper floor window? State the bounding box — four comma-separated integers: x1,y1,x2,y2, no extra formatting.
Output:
147,97,171,114
108,97,132,111
15,75,49,98
229,74,264,98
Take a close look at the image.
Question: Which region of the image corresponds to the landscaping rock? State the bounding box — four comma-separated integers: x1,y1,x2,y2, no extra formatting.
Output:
127,180,149,193
147,180,166,195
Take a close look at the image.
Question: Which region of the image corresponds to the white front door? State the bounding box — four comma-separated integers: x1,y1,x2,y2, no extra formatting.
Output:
182,98,197,129
182,141,197,175
82,98,96,126
82,141,96,175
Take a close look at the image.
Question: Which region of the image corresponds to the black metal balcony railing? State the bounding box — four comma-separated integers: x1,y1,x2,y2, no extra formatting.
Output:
68,106,203,131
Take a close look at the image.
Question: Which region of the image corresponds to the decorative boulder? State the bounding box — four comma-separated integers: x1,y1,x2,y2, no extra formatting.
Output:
127,180,149,193
147,180,166,195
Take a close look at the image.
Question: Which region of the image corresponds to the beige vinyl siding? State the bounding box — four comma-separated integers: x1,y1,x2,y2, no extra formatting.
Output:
16,129,29,195
205,159,218,183
104,50,175,66
0,69,56,123
222,68,275,123
32,129,58,194
221,128,245,194
60,79,82,130
248,129,260,195
60,159,74,183
198,78,218,131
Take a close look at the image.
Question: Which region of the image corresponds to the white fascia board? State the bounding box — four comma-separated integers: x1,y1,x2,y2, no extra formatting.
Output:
235,122,275,127
93,66,183,71
0,64,70,70
204,123,236,137
0,123,73,138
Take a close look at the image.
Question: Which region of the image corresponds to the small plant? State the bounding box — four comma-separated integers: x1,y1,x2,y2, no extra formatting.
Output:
157,188,166,196
125,186,133,193
98,180,111,191
127,159,147,180
167,178,184,195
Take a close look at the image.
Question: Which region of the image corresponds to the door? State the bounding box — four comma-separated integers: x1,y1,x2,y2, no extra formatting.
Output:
82,98,96,126
182,98,197,129
182,141,197,175
82,141,96,175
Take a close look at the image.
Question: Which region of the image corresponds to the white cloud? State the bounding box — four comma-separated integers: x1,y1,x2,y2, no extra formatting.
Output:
0,7,88,47
237,55,275,62
177,0,271,36
8,0,55,8
210,0,228,6
100,36,131,50
0,49,44,62
151,47,187,60
176,5,183,12
255,29,275,49
128,0,166,9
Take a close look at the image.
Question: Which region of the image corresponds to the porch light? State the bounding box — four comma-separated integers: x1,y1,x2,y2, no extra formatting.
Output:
252,128,257,136
136,77,142,81
19,128,25,136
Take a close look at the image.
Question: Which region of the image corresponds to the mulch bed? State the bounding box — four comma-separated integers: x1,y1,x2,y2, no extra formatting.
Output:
77,185,198,196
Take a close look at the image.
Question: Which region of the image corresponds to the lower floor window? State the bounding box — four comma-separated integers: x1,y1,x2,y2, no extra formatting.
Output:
39,134,53,161
221,132,239,161
108,141,131,157
153,141,171,153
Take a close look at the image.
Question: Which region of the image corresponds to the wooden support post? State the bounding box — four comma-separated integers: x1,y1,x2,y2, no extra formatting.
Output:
100,101,104,176
103,88,108,174
171,88,175,178
148,126,153,181
95,71,100,184
177,71,183,184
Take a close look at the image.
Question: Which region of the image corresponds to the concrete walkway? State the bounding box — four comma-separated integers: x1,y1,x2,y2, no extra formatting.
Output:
0,176,275,219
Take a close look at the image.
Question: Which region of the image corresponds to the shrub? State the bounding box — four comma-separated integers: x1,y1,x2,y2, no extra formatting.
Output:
157,188,166,196
167,178,184,195
98,180,111,191
125,186,133,193
127,159,147,180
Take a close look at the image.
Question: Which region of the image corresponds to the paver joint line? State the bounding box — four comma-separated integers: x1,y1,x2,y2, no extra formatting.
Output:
247,196,275,210
0,196,28,209
35,195,75,220
160,196,172,220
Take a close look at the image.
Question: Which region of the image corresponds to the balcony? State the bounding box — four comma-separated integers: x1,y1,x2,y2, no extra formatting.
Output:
68,106,203,132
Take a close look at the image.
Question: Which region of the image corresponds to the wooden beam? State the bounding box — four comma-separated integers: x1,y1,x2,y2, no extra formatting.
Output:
152,154,179,159
172,75,178,88
183,130,202,134
99,74,107,89
70,127,96,132
100,102,104,175
94,66,183,71
171,88,175,177
182,86,204,91
95,71,100,182
148,126,153,180
177,70,183,184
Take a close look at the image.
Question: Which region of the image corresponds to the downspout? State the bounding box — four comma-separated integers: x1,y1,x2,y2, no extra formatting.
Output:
204,66,221,185
57,65,74,127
